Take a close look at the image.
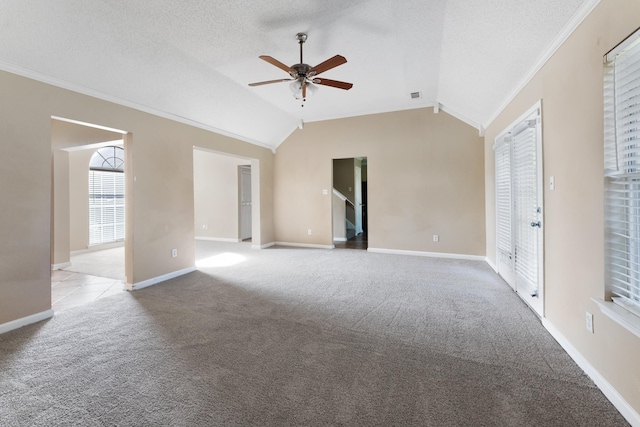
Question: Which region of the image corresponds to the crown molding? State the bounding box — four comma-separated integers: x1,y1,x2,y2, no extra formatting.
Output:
274,102,483,149
483,0,602,130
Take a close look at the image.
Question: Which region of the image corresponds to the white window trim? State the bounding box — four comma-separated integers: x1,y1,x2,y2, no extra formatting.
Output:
594,298,640,339
602,27,640,327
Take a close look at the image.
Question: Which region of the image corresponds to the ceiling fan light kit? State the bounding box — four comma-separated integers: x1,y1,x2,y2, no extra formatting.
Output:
249,33,353,106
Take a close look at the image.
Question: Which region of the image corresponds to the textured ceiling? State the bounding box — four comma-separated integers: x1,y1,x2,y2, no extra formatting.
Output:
0,0,591,149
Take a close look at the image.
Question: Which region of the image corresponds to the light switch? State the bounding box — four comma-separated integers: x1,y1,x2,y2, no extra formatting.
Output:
550,176,555,190
322,189,328,195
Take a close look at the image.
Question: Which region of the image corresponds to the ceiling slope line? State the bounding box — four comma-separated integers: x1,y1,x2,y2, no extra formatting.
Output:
274,125,299,151
274,101,483,150
482,0,602,131
437,104,482,133
0,61,277,153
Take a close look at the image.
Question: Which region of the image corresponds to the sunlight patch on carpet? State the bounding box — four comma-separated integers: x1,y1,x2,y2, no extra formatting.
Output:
196,252,246,268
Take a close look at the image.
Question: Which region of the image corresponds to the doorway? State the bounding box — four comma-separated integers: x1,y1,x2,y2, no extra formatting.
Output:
332,157,368,249
51,117,129,311
193,148,259,246
494,102,544,316
239,165,252,241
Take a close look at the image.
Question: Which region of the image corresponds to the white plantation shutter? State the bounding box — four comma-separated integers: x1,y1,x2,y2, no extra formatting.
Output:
495,136,512,260
89,146,125,246
604,28,640,316
512,123,539,295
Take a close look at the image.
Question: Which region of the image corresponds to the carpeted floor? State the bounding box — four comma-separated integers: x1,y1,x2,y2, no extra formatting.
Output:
0,242,629,426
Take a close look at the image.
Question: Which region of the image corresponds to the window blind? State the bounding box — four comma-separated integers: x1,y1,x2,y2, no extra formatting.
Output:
512,123,539,296
604,28,640,316
89,170,125,245
495,136,512,260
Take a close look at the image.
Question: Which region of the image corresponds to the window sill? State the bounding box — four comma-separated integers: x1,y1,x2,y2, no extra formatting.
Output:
593,298,640,339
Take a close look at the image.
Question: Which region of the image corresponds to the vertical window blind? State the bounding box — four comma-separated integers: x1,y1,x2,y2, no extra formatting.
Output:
604,28,640,317
495,136,512,261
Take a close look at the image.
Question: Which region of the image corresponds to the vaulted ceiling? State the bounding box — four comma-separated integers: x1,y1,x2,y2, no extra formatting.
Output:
0,0,592,150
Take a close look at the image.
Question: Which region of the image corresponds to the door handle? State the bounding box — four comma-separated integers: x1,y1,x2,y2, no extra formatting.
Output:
530,221,541,228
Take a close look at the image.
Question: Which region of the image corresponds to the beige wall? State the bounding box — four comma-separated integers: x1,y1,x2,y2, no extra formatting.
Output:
51,150,70,267
484,0,640,414
0,70,274,326
193,149,249,240
275,108,485,254
333,158,355,202
68,149,93,251
51,119,123,150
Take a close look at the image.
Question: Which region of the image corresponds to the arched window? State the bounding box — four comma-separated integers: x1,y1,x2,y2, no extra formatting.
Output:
89,146,125,245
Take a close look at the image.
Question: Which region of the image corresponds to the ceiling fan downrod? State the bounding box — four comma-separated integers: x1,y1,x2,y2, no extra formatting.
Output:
297,32,307,65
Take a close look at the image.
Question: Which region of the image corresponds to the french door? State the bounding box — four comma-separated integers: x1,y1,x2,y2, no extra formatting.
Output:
495,102,544,316
239,165,252,240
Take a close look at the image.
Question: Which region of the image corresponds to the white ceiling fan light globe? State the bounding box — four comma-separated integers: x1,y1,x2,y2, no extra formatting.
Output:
289,80,318,99
306,82,318,97
289,80,303,99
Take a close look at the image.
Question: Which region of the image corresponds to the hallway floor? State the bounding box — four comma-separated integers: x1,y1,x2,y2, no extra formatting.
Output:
51,270,123,312
334,232,368,250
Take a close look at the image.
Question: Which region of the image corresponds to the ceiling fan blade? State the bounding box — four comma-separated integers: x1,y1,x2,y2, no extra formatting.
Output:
302,80,307,99
248,79,292,87
259,55,293,74
312,78,353,90
309,55,347,76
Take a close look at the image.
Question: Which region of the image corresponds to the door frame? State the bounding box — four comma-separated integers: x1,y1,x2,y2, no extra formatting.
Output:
494,101,544,316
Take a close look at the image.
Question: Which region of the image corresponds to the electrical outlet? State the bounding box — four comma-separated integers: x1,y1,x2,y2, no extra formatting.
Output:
586,311,594,333
171,249,178,258
433,234,439,242
307,229,312,235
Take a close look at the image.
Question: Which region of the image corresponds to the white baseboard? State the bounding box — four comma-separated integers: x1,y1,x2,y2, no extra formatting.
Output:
51,262,72,270
125,267,197,291
253,242,275,249
485,257,498,272
541,318,640,426
367,247,486,262
195,236,240,243
0,309,54,335
275,242,335,249
333,237,348,242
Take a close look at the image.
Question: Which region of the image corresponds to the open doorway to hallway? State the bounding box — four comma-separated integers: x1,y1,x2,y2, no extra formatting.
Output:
332,157,367,250
51,117,128,311
193,148,258,246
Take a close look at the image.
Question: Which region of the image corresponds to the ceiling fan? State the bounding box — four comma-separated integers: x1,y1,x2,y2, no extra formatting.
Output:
248,33,353,105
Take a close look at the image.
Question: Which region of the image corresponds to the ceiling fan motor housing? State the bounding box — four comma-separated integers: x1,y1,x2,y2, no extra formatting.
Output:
290,63,313,79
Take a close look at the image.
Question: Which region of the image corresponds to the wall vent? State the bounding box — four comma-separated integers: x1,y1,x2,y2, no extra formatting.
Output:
410,91,421,99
